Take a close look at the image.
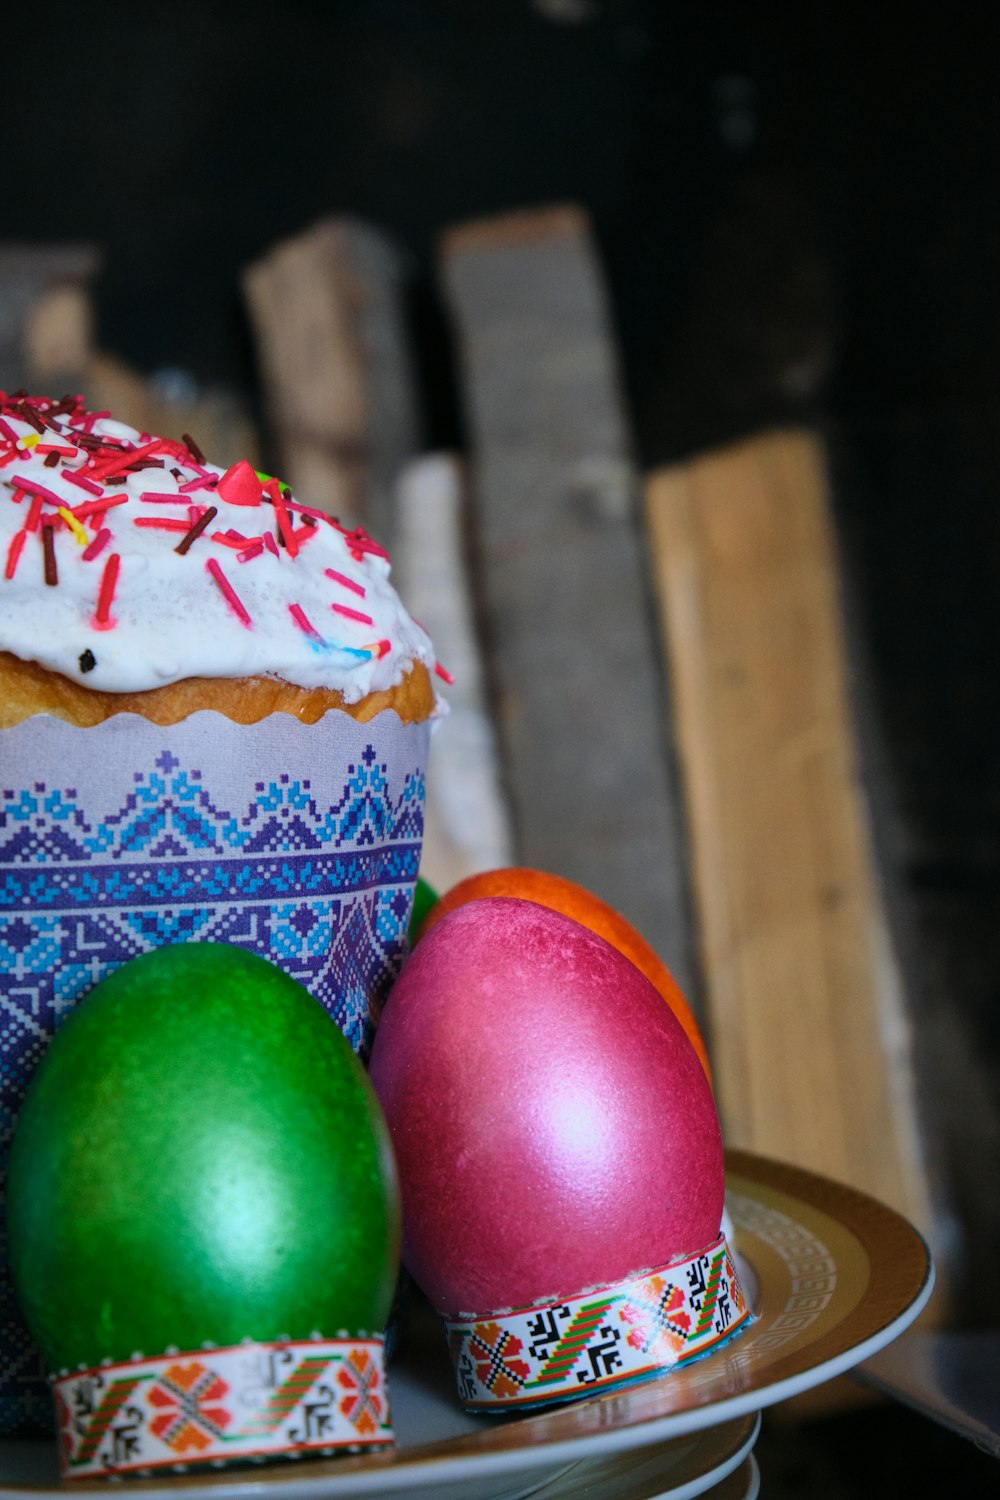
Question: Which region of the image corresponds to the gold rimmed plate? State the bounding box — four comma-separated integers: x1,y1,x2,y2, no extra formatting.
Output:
0,1151,932,1499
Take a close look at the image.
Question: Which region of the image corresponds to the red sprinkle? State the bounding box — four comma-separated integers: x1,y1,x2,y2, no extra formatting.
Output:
285,500,334,524
93,553,121,629
289,603,322,640
324,568,366,597
62,469,105,496
82,528,112,562
15,476,64,506
132,516,192,532
434,661,456,685
71,494,129,520
25,496,44,533
262,532,280,558
331,602,375,626
210,530,253,549
265,479,298,557
206,557,252,628
4,529,27,579
179,474,218,494
236,540,265,563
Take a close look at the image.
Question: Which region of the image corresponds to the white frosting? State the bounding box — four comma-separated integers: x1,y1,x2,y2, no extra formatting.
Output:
0,395,440,702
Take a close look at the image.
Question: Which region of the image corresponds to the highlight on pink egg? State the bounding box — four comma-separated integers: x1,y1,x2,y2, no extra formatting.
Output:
368,896,724,1320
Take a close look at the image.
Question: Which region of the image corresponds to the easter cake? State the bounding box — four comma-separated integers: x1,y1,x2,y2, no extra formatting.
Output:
0,392,438,727
0,390,441,1434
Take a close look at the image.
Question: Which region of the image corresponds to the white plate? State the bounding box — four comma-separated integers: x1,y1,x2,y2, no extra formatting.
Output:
515,1420,760,1500
0,1151,932,1498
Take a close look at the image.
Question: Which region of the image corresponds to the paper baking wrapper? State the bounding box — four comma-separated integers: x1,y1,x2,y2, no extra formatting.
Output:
0,708,429,1435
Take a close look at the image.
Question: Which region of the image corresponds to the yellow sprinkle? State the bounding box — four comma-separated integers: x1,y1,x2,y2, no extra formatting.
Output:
18,433,39,450
58,507,90,546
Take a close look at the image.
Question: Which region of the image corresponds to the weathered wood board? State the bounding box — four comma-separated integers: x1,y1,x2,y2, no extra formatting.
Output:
393,454,515,894
644,429,935,1245
439,205,698,1001
0,244,101,395
243,218,419,546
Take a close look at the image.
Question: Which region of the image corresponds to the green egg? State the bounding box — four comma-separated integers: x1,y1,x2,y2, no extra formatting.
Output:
5,944,401,1374
407,876,439,948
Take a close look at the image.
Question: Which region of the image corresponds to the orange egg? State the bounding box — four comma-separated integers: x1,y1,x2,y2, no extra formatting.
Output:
417,867,712,1085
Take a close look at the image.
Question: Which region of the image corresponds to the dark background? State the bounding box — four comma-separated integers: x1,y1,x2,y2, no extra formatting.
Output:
6,1,999,1490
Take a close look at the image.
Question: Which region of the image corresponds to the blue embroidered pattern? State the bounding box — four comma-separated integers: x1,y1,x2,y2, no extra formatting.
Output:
0,741,425,1434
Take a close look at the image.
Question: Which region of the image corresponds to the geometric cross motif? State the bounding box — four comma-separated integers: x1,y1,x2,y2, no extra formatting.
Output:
445,1233,752,1411
53,1337,392,1478
147,1363,232,1454
467,1323,532,1401
1,710,429,1436
336,1346,387,1439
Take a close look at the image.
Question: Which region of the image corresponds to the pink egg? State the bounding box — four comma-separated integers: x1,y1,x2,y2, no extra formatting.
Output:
368,897,723,1319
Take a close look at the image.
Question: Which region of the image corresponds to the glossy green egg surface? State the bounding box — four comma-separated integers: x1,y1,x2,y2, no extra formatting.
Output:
6,944,400,1373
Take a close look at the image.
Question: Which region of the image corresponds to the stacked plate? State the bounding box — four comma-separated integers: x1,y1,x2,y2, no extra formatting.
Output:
0,1152,932,1500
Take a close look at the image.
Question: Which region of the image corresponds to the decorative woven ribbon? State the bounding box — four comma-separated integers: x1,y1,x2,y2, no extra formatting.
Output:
445,1234,751,1411
52,1337,392,1479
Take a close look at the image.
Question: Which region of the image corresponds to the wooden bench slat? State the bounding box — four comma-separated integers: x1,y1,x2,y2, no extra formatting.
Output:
645,429,934,1238
439,205,699,1000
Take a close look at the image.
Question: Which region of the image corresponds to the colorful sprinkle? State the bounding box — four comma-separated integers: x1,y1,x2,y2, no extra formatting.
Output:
205,557,252,628
4,529,26,580
57,506,90,546
265,478,298,556
82,528,112,562
288,603,322,640
62,469,105,496
183,432,207,464
324,568,366,598
70,495,129,520
92,553,121,629
175,506,217,557
132,516,192,532
210,529,254,549
16,476,64,506
331,602,375,626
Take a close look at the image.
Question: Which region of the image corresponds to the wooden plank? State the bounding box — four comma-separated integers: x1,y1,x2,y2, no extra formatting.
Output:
0,243,101,393
439,205,698,1000
644,429,934,1238
393,453,515,893
243,217,419,545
